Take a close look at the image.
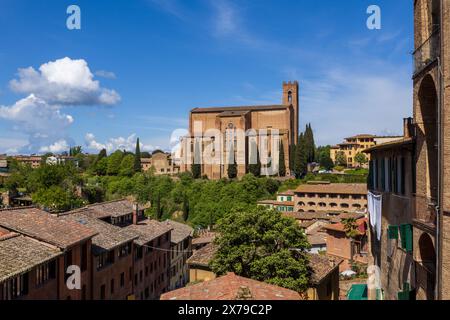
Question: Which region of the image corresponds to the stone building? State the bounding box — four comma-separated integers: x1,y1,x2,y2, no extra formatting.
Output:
293,182,368,213
330,134,402,168
257,190,295,213
364,0,450,300
364,119,416,300
322,218,369,272
179,81,299,179
163,220,193,290
0,200,177,300
141,150,180,175
12,156,42,169
0,208,97,300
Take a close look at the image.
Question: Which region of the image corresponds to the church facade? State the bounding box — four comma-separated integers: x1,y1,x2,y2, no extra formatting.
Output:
180,81,299,179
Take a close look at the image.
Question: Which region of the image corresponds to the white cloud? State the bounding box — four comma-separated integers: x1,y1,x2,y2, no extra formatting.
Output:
10,57,121,106
300,67,412,146
213,0,238,36
0,94,74,135
85,133,156,153
95,70,117,79
0,57,120,154
39,139,70,153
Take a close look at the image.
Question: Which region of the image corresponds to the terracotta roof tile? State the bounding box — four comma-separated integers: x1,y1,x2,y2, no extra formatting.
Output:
308,254,342,285
124,219,173,246
323,218,368,235
0,235,62,282
81,199,150,219
163,220,193,244
60,210,139,255
160,272,301,300
295,183,368,195
0,208,97,249
191,105,290,113
187,243,217,267
192,232,217,246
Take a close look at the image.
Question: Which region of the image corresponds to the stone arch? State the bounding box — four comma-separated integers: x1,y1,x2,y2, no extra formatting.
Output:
418,74,438,201
415,232,436,300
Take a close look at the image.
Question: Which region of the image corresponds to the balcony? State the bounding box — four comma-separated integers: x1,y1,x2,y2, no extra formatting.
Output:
413,28,440,77
413,194,437,232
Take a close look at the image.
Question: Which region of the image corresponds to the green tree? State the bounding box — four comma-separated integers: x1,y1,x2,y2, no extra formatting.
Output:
191,140,201,179
182,193,189,221
278,140,286,177
119,154,135,177
32,186,84,212
354,153,368,168
289,144,296,176
247,140,261,177
94,157,108,176
304,124,316,163
210,206,311,293
342,218,360,239
335,151,347,167
294,134,308,178
69,146,82,157
227,143,237,179
319,151,334,170
107,150,124,175
134,138,142,173
97,149,107,162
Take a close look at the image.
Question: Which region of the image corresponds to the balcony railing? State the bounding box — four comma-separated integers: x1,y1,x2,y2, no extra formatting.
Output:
413,194,437,226
413,28,440,76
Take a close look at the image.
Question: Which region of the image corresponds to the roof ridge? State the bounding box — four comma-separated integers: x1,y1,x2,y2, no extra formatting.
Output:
0,205,36,212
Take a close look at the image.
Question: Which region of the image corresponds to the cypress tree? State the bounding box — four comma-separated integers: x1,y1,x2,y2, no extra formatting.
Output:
134,138,142,173
227,143,237,179
182,193,189,221
248,140,261,177
289,144,296,176
294,133,308,178
156,192,163,220
279,140,286,177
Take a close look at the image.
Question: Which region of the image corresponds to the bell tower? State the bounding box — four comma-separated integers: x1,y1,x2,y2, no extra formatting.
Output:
282,81,299,144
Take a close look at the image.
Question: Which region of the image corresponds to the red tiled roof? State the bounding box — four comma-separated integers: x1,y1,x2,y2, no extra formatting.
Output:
295,183,368,195
308,254,343,285
0,208,97,249
160,272,302,300
322,218,368,235
81,199,150,219
191,105,290,114
187,243,217,267
124,219,173,246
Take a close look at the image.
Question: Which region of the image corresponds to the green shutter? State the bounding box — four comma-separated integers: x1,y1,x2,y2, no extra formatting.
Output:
399,224,413,252
388,225,398,239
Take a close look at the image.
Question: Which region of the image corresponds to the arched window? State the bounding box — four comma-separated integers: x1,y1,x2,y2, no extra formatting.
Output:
330,203,338,208
319,202,326,207
288,91,293,104
307,202,316,207
340,203,350,209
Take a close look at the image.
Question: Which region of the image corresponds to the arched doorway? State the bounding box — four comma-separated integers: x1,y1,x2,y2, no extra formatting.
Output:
418,75,438,201
416,233,436,300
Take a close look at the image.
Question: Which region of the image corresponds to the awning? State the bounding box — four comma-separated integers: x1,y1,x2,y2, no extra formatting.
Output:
347,284,368,300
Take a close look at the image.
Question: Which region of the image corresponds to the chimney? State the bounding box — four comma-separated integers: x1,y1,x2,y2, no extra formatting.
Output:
132,203,139,225
403,117,414,138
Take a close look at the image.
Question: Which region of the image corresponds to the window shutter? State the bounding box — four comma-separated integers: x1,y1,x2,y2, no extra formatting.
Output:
388,225,398,239
400,224,413,252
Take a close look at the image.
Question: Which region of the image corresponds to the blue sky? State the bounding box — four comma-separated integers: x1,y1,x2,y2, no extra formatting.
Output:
0,0,414,154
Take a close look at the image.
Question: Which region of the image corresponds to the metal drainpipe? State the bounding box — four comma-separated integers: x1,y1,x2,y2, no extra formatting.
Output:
436,0,444,301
